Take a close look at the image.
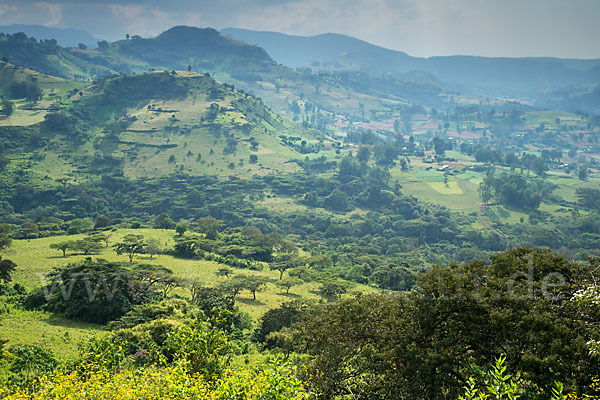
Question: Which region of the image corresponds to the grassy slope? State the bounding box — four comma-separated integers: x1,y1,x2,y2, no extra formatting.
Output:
0,62,82,127
2,71,318,187
1,228,376,357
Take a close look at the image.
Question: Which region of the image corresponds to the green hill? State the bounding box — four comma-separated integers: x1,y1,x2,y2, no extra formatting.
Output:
0,29,447,120
113,26,275,74
0,32,117,80
1,70,318,192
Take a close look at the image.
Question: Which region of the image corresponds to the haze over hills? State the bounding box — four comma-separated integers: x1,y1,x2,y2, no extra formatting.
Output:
0,26,449,119
0,24,98,49
3,25,600,112
223,27,600,97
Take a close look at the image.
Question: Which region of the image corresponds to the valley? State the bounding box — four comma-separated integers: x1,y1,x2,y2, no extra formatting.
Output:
0,24,599,399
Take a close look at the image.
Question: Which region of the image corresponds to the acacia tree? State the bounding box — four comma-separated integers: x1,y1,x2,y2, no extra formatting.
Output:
277,277,302,294
270,256,303,280
114,234,146,263
73,238,103,255
50,241,71,257
218,277,245,301
230,275,267,300
131,264,178,299
215,267,232,279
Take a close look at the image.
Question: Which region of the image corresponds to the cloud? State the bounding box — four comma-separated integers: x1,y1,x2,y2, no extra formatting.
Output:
0,0,598,58
0,4,18,16
109,4,142,19
36,2,63,26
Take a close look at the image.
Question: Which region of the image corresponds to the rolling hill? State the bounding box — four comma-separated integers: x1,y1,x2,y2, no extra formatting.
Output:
0,24,99,49
223,27,600,97
0,69,316,189
0,27,448,118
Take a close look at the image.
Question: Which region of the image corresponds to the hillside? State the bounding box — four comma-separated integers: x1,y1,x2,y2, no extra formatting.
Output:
0,24,98,49
0,28,448,119
112,26,275,74
0,32,117,80
0,70,316,189
223,27,600,99
222,27,413,71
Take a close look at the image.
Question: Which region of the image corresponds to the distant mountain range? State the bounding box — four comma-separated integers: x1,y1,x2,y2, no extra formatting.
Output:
222,27,600,96
0,24,99,48
1,24,599,113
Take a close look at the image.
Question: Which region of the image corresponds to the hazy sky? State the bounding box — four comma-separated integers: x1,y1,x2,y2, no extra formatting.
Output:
1,0,599,58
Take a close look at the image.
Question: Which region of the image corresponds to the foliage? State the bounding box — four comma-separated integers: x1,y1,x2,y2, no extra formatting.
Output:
480,173,553,211
235,274,269,300
8,81,42,101
107,298,192,331
190,286,243,332
161,319,232,380
49,241,71,257
194,217,223,240
4,345,57,384
276,277,303,294
0,256,16,283
0,312,307,399
292,248,599,400
254,301,307,348
0,99,13,116
24,259,174,323
175,221,188,236
153,213,176,230
114,234,146,262
318,279,350,299
0,359,308,400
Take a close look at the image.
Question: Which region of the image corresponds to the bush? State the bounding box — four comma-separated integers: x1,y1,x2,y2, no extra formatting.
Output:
26,259,174,323
8,82,42,101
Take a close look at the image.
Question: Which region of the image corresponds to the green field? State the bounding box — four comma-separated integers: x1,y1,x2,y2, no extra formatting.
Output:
1,228,376,357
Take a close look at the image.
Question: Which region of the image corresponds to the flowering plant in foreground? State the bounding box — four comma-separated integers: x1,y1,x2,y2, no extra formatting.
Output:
0,358,308,400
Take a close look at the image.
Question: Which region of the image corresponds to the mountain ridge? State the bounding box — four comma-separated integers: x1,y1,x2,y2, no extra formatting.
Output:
0,24,98,48
222,27,600,96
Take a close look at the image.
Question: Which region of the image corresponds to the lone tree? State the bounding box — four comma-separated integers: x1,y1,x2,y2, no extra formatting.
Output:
50,241,71,257
270,256,303,280
215,267,233,279
0,99,14,116
73,238,103,255
0,256,17,283
277,277,302,294
239,275,268,300
144,238,161,258
114,234,146,263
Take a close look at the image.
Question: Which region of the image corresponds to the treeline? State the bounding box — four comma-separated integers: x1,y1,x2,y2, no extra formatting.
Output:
2,164,600,273
479,172,554,210
284,248,600,399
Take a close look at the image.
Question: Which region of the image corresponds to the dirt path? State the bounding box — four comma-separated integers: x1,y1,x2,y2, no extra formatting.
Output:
477,205,510,241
